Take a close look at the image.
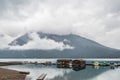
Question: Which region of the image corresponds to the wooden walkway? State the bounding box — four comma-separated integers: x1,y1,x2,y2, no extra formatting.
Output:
37,73,47,80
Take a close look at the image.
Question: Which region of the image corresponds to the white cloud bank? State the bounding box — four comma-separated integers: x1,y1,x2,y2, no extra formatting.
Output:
0,0,120,49
8,32,74,50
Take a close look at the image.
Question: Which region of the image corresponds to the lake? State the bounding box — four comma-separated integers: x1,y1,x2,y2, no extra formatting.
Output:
0,58,120,80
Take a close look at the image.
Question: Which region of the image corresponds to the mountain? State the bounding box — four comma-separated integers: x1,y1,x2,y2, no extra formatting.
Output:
0,32,120,58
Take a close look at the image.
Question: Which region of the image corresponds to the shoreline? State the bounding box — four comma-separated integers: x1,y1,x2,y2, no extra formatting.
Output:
0,68,29,80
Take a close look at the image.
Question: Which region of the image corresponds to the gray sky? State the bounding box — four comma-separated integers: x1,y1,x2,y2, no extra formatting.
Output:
0,0,120,49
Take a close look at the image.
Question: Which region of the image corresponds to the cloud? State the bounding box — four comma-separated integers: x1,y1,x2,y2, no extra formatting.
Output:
0,30,14,49
0,0,120,49
8,32,74,50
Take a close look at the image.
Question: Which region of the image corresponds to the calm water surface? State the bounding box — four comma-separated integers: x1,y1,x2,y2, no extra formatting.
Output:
0,58,120,80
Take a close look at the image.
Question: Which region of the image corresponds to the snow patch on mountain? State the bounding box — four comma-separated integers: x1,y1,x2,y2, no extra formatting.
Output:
9,32,74,50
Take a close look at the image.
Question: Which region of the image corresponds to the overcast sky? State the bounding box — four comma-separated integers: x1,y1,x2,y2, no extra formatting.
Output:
0,0,120,49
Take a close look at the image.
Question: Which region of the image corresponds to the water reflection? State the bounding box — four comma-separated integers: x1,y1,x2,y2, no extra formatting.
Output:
90,68,120,80
72,65,86,71
1,64,120,80
51,66,110,80
0,59,120,80
1,64,72,80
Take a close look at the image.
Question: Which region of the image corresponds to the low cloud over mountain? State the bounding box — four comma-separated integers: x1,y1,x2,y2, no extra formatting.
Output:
8,32,74,50
0,31,118,58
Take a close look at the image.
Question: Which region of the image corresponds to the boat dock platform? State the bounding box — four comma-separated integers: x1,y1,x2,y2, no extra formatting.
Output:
37,73,47,80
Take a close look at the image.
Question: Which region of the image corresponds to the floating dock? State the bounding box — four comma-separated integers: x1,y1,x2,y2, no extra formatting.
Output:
57,59,86,71
57,59,72,68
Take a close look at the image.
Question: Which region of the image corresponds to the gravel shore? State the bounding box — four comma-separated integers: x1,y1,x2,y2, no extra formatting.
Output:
0,68,28,80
